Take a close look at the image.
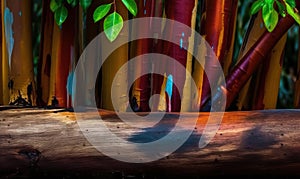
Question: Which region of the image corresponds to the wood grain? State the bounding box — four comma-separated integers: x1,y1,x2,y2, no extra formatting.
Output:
0,108,299,177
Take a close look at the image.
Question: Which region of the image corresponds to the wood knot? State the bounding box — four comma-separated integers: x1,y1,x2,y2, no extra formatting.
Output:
18,148,41,166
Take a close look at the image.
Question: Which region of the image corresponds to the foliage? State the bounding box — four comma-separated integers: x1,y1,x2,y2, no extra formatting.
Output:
121,0,137,16
232,0,299,109
232,0,300,109
54,5,68,26
103,12,123,42
79,0,92,12
250,0,300,32
93,4,112,22
92,0,137,41
50,0,137,41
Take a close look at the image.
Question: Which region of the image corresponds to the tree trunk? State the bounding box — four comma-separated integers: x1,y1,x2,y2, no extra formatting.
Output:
180,0,199,112
1,1,9,105
235,13,266,110
204,9,298,110
129,0,155,112
149,0,165,112
295,32,300,108
37,0,54,107
234,12,287,110
251,34,286,110
4,0,35,106
47,6,78,108
0,108,299,177
0,1,3,105
199,0,238,109
85,1,102,108
77,5,94,107
101,0,129,111
162,0,195,112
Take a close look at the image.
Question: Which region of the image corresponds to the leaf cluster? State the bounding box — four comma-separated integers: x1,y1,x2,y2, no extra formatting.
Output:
250,0,300,32
50,0,138,41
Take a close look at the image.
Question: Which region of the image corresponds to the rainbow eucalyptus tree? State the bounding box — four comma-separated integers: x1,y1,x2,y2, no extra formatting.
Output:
129,0,157,112
198,0,238,110
160,0,196,112
37,0,54,106
295,35,300,108
202,0,300,110
1,0,35,106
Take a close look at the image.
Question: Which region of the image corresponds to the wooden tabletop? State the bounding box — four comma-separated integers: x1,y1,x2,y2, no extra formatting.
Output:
0,108,299,178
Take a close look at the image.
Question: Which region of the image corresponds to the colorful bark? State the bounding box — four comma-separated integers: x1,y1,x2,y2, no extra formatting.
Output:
87,1,103,108
48,6,78,108
163,0,195,112
1,1,9,105
129,0,155,112
295,32,300,108
5,0,35,106
251,34,287,110
234,10,286,110
199,0,238,110
37,0,54,106
101,0,129,111
149,0,165,112
0,1,3,104
181,0,199,112
205,13,296,110
56,7,77,108
191,40,206,111
235,13,266,110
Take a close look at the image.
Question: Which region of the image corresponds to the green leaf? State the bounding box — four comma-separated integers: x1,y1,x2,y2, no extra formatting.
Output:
286,2,300,24
70,0,79,7
264,0,275,5
54,5,68,26
275,0,286,17
104,12,123,42
250,0,265,15
262,4,278,32
286,0,296,8
93,4,111,23
121,0,138,16
80,0,92,12
67,0,74,4
50,0,60,12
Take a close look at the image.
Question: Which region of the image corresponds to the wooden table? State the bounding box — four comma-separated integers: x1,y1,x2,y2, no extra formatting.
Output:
0,107,299,178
